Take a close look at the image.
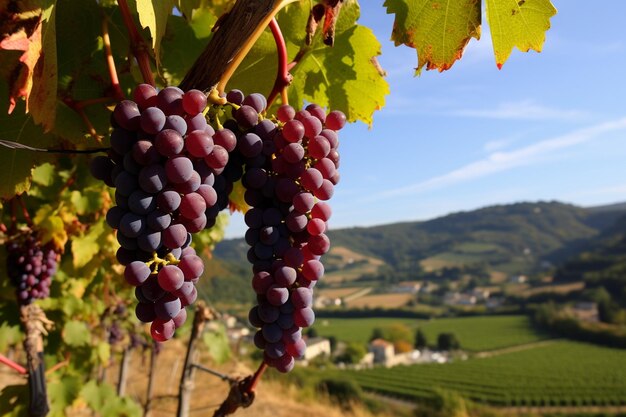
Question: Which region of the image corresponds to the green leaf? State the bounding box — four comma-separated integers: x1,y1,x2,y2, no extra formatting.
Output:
485,0,557,69
229,1,388,126
96,341,111,364
71,219,106,269
202,324,230,364
62,320,90,347
33,204,67,249
31,162,56,186
384,0,481,74
136,0,176,65
29,2,58,131
48,375,81,417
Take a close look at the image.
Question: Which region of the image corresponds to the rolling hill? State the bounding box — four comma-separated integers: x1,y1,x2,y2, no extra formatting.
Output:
199,201,626,304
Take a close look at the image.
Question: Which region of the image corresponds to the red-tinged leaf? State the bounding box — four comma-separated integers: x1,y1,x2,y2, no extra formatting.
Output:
0,18,43,113
485,0,557,69
384,0,481,74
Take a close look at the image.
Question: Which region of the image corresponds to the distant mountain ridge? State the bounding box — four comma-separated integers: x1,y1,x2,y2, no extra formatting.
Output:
201,201,626,303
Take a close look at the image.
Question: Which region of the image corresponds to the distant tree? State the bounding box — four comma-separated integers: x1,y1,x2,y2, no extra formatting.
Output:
306,328,319,338
437,333,460,351
384,323,413,345
394,340,413,353
414,328,427,349
369,327,384,342
328,336,337,352
334,342,367,364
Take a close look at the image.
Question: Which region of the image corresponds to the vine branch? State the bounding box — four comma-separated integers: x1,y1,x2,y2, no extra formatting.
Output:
266,18,292,108
179,0,298,93
0,353,27,375
117,0,155,86
102,16,125,101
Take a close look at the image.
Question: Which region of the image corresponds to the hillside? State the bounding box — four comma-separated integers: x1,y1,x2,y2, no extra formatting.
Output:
201,201,626,304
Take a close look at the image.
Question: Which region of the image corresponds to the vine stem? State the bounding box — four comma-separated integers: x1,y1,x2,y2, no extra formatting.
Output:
0,353,27,375
62,98,100,140
117,0,155,86
266,18,291,108
102,15,125,101
246,360,268,393
17,195,32,227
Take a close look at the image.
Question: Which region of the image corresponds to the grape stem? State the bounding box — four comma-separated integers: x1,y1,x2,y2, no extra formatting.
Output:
266,18,291,108
117,0,155,86
102,15,125,101
17,195,32,227
0,353,27,375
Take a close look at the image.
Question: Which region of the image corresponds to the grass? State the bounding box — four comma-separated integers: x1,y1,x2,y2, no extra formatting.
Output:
313,315,547,352
341,341,626,407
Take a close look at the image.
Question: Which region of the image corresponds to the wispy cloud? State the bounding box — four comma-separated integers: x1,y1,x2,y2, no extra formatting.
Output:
451,99,590,121
366,117,626,200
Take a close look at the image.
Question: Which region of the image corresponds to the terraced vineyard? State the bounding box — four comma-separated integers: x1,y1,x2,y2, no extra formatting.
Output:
343,341,626,406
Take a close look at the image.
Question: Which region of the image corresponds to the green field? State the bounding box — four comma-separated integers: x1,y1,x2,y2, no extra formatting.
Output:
313,315,547,352
341,341,626,407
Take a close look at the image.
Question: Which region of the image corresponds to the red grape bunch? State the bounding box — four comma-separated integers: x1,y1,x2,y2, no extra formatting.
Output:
6,230,60,305
218,89,344,372
90,84,224,341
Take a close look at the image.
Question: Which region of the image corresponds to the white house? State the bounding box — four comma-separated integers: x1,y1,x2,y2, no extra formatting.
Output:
369,338,394,364
304,337,331,361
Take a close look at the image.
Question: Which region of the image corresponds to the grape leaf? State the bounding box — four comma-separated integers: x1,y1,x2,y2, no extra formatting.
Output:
384,0,481,74
29,2,58,132
486,0,557,69
136,0,176,65
229,1,388,126
72,219,106,269
62,320,90,346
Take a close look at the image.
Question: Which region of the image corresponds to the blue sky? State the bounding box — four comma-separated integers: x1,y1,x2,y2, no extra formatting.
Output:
224,1,626,238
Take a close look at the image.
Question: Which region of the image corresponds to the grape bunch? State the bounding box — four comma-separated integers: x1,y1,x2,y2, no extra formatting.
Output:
217,89,344,372
6,230,60,305
90,84,226,341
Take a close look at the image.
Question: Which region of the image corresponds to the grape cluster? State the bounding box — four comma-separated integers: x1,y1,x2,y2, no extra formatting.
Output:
6,231,59,305
90,84,227,341
217,90,344,372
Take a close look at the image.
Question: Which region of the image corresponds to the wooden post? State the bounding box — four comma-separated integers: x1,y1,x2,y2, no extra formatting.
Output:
176,303,215,417
20,304,53,417
144,343,158,417
117,346,132,397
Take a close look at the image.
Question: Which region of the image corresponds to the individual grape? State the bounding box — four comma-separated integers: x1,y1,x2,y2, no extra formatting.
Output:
155,129,184,157
274,266,297,287
274,355,295,373
179,192,207,220
301,168,323,191
113,100,141,131
325,110,346,130
151,319,176,342
252,271,273,294
204,145,229,170
314,158,336,180
186,130,214,158
136,302,157,323
308,135,331,159
314,179,334,200
114,170,138,196
165,156,194,183
140,276,166,302
262,323,283,343
123,152,142,175
265,342,286,359
117,233,138,250
196,184,217,207
89,155,115,184
162,223,188,249
213,129,237,152
179,286,197,307
282,120,304,143
133,84,158,109
137,231,162,252
154,293,182,320
182,89,207,115
140,107,166,134
119,213,145,238
238,133,263,158
306,218,326,236
178,254,204,279
147,210,171,231
302,116,322,139
128,190,156,215
124,261,151,286
291,287,313,308
277,104,296,122
157,190,181,212
320,129,338,149
267,286,289,306
282,143,304,163
234,105,258,128
293,307,315,327
305,103,326,123
172,308,187,328
106,206,125,229
242,93,267,113
138,164,167,193
307,234,330,256
226,89,245,105
285,338,307,359
311,202,332,221
157,86,184,116
186,113,208,132
132,140,160,166
157,265,184,291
